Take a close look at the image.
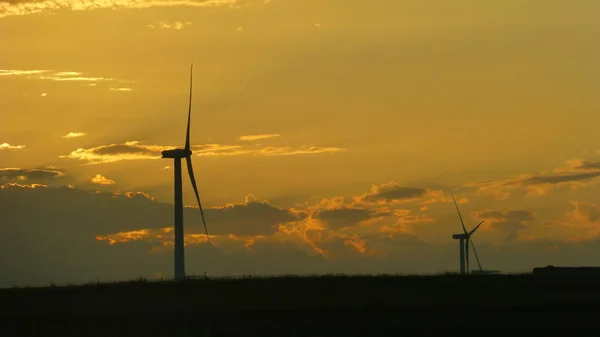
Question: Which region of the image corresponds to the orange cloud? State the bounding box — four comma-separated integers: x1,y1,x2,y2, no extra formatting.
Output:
90,174,115,185
0,182,47,189
239,134,281,141
112,191,156,201
465,159,600,200
473,209,536,240
0,143,25,150
542,201,600,241
96,229,152,245
0,68,131,86
341,234,377,255
62,132,86,139
146,21,192,29
96,226,267,253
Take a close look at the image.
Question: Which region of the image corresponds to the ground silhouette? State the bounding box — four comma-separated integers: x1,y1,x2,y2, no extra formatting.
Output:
3,273,600,336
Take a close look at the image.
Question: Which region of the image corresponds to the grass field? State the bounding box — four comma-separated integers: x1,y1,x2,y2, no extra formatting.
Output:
3,273,600,336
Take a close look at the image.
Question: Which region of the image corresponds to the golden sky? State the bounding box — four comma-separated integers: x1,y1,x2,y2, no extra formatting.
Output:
1,0,600,286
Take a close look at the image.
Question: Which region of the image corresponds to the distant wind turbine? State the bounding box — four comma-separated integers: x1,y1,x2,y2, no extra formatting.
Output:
161,63,209,281
451,195,483,274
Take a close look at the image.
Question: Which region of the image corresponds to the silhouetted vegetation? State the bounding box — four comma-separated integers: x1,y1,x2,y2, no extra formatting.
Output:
3,273,600,336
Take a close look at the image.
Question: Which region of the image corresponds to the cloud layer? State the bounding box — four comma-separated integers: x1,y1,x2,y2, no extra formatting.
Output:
0,0,268,18
60,140,345,164
239,134,281,141
4,160,600,287
0,69,132,89
0,167,66,181
466,159,600,199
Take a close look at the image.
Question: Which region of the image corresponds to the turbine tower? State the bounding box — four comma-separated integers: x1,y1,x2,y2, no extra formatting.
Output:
161,63,209,281
451,195,483,274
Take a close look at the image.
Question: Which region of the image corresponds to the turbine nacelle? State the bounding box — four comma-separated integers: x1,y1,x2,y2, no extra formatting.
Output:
161,148,192,159
452,233,467,239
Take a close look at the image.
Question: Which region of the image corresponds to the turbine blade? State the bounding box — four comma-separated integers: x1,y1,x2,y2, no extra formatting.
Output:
468,221,485,236
470,239,483,272
185,63,193,151
186,155,209,240
452,194,468,235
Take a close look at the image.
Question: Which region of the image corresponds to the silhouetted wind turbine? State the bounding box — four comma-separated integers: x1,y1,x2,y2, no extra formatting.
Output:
161,64,209,281
451,195,483,274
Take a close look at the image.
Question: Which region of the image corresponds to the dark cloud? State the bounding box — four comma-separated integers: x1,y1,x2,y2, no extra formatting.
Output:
5,183,600,286
522,171,600,185
0,185,297,237
475,209,536,240
315,208,375,230
206,195,301,236
0,167,65,181
361,183,427,203
574,161,600,171
573,202,600,223
465,159,600,199
94,144,159,156
0,183,446,286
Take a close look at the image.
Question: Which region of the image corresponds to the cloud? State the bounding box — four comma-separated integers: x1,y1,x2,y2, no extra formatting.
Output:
90,174,116,185
569,202,600,224
62,132,86,139
1,181,431,262
360,184,427,203
542,201,600,241
0,167,65,182
353,182,449,212
7,177,600,286
199,194,301,236
315,207,375,230
0,143,25,150
465,159,600,199
248,146,344,156
0,0,269,19
239,134,281,141
473,209,536,240
0,69,49,76
147,21,191,29
61,140,345,164
302,196,393,232
0,69,131,86
0,182,48,190
61,141,171,164
109,87,132,92
0,184,315,281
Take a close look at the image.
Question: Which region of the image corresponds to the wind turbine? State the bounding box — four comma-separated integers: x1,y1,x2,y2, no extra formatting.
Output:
451,195,483,274
161,63,209,281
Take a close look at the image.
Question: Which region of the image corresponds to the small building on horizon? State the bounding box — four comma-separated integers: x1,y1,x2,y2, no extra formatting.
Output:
533,265,600,276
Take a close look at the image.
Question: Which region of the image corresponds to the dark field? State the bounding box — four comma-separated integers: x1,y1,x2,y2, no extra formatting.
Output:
3,273,600,336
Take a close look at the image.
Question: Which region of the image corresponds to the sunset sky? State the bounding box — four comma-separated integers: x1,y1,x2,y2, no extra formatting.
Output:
1,0,600,286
